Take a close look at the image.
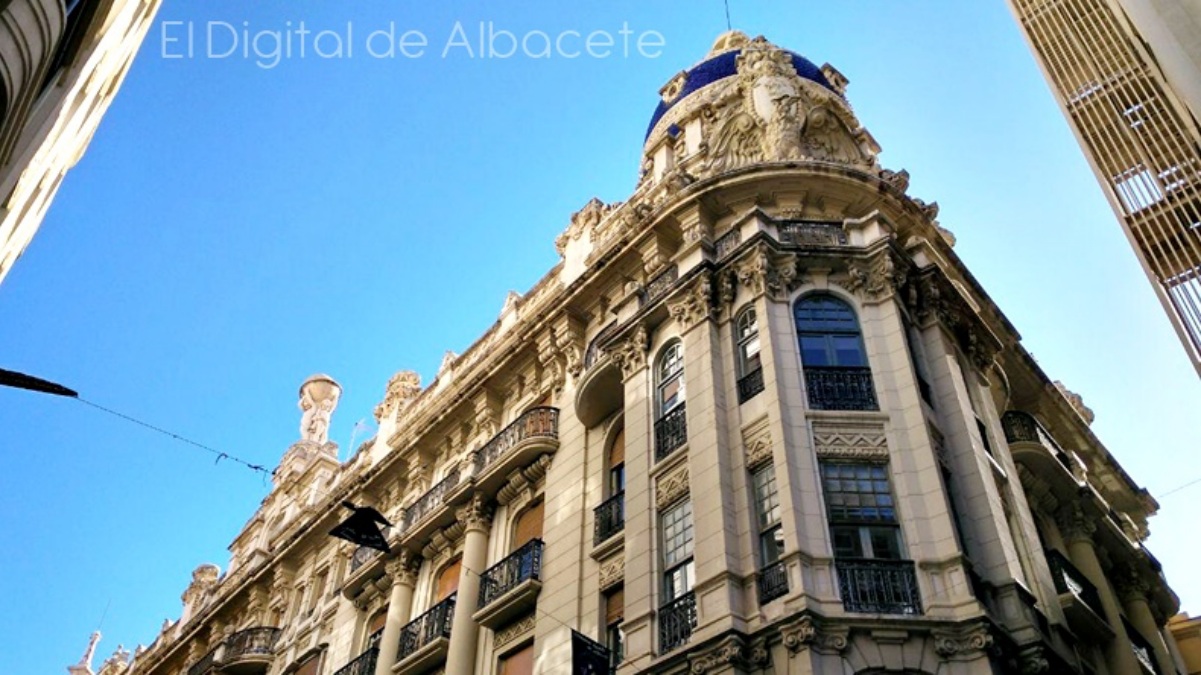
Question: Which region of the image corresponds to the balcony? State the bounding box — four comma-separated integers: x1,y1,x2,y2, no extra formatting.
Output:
714,227,741,258
188,648,217,675
221,627,281,674
658,592,698,653
835,559,922,615
1125,618,1160,674
1046,549,1113,641
593,493,624,546
736,368,764,404
1002,411,1073,471
396,595,455,674
472,407,559,495
474,539,544,629
757,561,789,605
654,404,688,461
805,367,877,411
350,544,381,574
332,630,381,675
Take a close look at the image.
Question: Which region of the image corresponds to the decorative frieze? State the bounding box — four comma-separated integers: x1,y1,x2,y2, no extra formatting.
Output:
779,615,849,654
494,613,536,648
812,422,888,461
598,555,624,591
686,634,768,674
932,622,995,659
742,418,773,470
656,464,690,510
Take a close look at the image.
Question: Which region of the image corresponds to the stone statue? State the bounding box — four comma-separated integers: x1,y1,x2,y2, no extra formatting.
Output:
299,374,342,444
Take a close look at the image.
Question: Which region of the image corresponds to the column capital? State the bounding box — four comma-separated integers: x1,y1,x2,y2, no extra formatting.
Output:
731,244,801,302
607,324,649,382
1113,564,1152,604
456,492,494,534
386,551,421,587
1056,505,1097,544
666,271,717,330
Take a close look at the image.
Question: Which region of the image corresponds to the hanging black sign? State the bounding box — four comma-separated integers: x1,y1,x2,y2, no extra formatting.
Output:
571,630,611,675
328,501,392,552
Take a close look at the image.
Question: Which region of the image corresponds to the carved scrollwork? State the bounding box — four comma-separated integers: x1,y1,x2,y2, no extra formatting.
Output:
837,250,903,303
688,635,757,674
606,325,649,381
456,492,494,533
374,370,422,423
385,550,421,587
932,622,995,659
733,246,801,301
780,615,848,654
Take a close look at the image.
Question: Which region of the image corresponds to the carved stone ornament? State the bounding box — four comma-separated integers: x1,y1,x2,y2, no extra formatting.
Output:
385,551,421,587
606,325,649,382
838,251,902,303
1055,380,1095,425
780,615,849,654
494,613,536,648
374,370,421,422
932,623,995,659
557,330,584,379
733,246,800,301
668,272,717,329
456,492,494,533
656,464,690,510
813,423,888,462
556,197,617,255
686,634,749,667
599,555,624,591
1018,645,1051,674
299,374,341,444
881,168,910,193
1113,565,1152,603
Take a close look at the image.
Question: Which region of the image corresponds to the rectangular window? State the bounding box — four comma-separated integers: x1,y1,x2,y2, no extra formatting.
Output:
752,465,784,564
821,462,902,560
661,500,695,600
605,587,624,668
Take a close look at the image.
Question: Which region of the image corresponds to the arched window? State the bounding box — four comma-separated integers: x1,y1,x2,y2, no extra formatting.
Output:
654,342,688,460
735,307,764,403
657,342,685,415
794,295,877,411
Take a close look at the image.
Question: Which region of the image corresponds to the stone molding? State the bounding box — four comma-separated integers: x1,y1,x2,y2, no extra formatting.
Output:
687,634,769,674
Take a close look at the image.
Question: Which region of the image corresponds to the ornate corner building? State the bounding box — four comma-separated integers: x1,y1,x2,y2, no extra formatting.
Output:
1005,0,1201,376
0,0,161,285
75,32,1187,675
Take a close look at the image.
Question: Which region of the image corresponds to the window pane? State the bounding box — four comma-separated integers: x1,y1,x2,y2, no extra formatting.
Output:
610,464,625,494
665,560,695,599
752,465,780,529
760,525,785,563
659,376,683,414
831,527,862,558
737,308,758,339
795,296,858,332
662,501,694,567
659,343,683,381
821,463,897,523
799,335,831,366
868,527,903,560
832,335,866,367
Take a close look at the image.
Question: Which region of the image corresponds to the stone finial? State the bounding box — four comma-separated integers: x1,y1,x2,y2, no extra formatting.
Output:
68,631,101,675
98,646,130,675
1054,381,1095,425
299,374,342,444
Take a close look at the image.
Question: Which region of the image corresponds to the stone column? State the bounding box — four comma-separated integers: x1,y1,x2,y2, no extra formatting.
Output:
1058,507,1140,675
1116,568,1175,675
374,551,420,675
443,493,493,675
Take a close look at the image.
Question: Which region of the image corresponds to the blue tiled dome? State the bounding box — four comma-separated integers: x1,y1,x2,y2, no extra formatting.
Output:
646,49,834,140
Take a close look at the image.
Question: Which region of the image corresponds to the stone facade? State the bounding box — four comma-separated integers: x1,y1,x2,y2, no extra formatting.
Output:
76,32,1184,675
0,0,162,285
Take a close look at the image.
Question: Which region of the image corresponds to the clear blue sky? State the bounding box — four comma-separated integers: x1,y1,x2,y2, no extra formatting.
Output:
1,2,1198,672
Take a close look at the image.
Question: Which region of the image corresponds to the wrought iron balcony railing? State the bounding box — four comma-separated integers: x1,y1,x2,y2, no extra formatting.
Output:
479,539,544,608
757,561,789,604
403,470,460,530
224,626,282,660
737,368,764,403
658,592,698,653
805,367,878,411
639,266,678,306
593,492,625,545
332,630,382,675
835,558,922,615
778,221,847,246
1002,411,1072,470
714,228,741,258
474,407,559,475
1124,618,1160,674
398,594,456,660
350,541,382,573
1045,549,1104,617
584,323,618,370
654,404,688,461
187,648,217,675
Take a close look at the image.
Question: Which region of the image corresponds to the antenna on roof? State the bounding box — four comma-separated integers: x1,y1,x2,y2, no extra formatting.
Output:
723,0,732,30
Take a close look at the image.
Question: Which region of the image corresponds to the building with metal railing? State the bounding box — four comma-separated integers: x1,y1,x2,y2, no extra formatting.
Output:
0,0,162,286
1005,0,1201,376
72,31,1186,675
